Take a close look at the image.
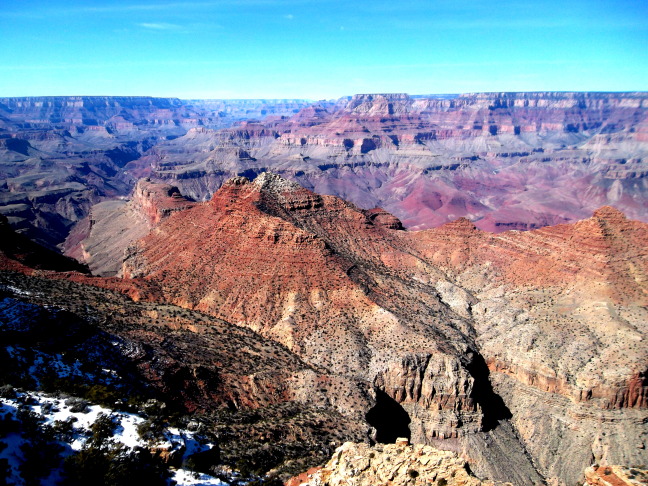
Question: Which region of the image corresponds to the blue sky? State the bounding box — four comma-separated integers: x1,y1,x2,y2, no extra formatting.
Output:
1,0,647,99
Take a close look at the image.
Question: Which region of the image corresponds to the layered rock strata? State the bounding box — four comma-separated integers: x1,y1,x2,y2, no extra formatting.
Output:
3,173,646,485
113,175,647,484
64,179,195,276
144,92,648,231
0,96,312,248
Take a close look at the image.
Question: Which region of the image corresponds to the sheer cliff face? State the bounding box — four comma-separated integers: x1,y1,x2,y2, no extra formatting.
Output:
144,92,648,233
113,176,647,485
408,206,648,482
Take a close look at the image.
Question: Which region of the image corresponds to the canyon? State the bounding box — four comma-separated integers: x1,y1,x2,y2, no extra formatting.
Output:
140,91,648,232
2,171,646,484
0,92,647,485
1,92,647,255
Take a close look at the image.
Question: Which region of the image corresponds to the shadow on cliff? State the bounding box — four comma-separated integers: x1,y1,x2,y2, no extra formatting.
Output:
366,389,411,443
467,353,512,431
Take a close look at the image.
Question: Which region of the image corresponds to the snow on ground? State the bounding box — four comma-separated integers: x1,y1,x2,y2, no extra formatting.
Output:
172,469,230,485
0,390,230,485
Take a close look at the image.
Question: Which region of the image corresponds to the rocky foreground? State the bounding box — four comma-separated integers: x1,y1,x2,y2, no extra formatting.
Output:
290,440,513,486
289,440,648,486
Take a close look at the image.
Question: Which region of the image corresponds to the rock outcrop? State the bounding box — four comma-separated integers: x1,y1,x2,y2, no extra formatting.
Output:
117,175,525,473
293,441,514,486
583,465,648,486
130,179,195,226
63,179,196,276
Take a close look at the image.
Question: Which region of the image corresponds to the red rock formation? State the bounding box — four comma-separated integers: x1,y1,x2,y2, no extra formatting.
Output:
117,174,495,444
131,179,195,226
583,465,648,486
3,173,647,485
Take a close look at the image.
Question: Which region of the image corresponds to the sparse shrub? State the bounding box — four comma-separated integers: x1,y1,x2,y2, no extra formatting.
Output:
0,413,20,435
0,384,16,398
51,418,76,442
184,446,221,475
408,468,419,478
137,417,166,443
41,401,56,415
89,413,117,446
65,397,89,413
64,442,169,486
86,384,119,406
15,408,45,437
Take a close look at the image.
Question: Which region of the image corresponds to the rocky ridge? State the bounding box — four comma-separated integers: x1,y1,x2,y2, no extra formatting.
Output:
106,175,647,484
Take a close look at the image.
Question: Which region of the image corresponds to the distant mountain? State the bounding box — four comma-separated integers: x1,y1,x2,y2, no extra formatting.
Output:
0,96,313,249
138,91,648,232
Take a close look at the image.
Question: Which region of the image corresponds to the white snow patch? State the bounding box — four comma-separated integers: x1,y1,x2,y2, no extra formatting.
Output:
173,468,229,485
1,391,231,485
4,285,32,296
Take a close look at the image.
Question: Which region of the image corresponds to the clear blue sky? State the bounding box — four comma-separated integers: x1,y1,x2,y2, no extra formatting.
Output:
2,0,647,99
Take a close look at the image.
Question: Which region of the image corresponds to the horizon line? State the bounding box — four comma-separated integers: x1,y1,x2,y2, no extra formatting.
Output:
2,90,648,101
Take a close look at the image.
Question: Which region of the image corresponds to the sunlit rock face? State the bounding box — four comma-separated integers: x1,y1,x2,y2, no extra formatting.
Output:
106,174,647,485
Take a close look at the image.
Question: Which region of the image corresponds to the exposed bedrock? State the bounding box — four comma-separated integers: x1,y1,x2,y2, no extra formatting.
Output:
14,174,645,485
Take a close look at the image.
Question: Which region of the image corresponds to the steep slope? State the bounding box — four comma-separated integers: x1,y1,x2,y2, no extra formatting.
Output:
121,175,492,440
0,244,367,480
0,214,89,274
116,174,647,485
64,179,196,276
3,171,646,484
406,207,648,483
